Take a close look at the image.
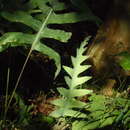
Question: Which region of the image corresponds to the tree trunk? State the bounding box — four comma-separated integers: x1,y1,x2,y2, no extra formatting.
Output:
87,0,130,78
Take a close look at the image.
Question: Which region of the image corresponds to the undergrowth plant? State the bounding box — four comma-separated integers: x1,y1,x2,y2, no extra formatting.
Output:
0,0,101,77
49,38,130,129
0,0,101,129
13,93,33,127
72,94,130,130
1,9,53,128
116,51,130,71
50,37,93,118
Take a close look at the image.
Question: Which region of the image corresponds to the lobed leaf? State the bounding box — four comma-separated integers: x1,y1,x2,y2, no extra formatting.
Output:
0,32,61,77
1,11,72,42
50,108,87,118
71,76,92,89
0,0,99,79
63,66,73,77
64,76,71,88
1,11,41,31
51,98,87,109
57,87,93,98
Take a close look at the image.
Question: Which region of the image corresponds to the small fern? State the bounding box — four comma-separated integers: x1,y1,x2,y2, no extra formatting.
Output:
50,37,93,118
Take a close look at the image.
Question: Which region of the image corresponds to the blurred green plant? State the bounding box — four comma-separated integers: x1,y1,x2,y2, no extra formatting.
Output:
14,93,33,127
117,51,130,71
72,94,130,130
0,92,33,129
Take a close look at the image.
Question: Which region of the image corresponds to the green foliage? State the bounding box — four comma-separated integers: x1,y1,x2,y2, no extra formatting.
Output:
50,37,93,118
1,92,56,129
0,0,103,129
0,93,33,129
117,51,130,71
72,94,130,130
0,32,61,77
3,1,130,129
0,0,101,77
35,114,55,125
14,93,33,126
63,39,92,89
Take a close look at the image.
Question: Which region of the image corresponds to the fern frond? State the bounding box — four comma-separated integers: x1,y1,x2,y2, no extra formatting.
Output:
63,37,91,89
50,37,93,118
0,0,99,77
50,108,87,118
57,88,92,98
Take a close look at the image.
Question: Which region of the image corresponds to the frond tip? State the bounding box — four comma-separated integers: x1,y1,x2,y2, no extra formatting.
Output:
63,36,92,89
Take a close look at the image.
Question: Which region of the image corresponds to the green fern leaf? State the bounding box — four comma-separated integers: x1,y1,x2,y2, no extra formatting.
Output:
0,11,71,42
0,32,61,77
0,0,100,78
50,108,87,118
51,98,87,109
1,11,41,31
71,76,92,89
63,66,73,77
49,0,67,11
50,37,92,118
117,51,130,70
64,76,72,88
63,37,91,89
57,88,92,98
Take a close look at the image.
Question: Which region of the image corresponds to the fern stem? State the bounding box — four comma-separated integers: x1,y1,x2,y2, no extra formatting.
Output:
6,8,53,113
1,68,10,127
3,68,10,122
